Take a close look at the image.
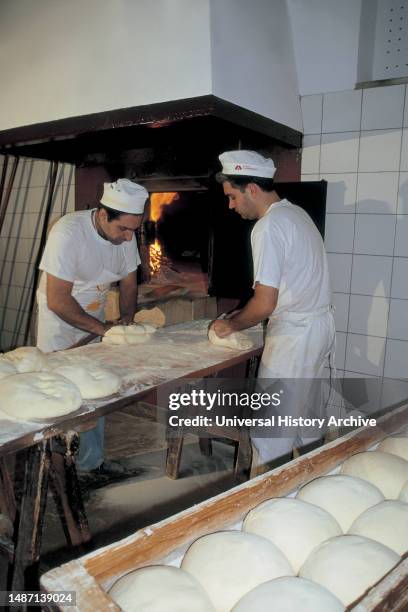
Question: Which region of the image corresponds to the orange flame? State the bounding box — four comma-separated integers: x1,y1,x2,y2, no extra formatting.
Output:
149,239,162,274
150,192,179,222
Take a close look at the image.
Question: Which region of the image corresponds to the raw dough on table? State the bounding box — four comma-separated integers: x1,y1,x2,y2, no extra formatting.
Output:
53,364,121,399
208,328,253,351
378,435,408,461
103,324,157,345
296,474,384,531
232,576,344,612
3,346,47,373
340,451,408,499
181,530,293,612
400,480,408,502
0,357,17,380
109,565,216,612
348,500,408,555
243,497,342,573
299,535,400,606
134,306,166,328
0,372,82,421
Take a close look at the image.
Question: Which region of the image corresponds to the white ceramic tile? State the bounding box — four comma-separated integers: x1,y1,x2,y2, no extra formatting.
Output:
12,261,30,287
400,129,408,171
63,163,75,187
327,253,353,293
381,377,408,410
341,375,382,417
332,292,350,332
353,214,396,256
345,333,386,376
325,214,355,253
62,180,76,213
356,172,399,214
391,257,408,299
348,295,389,337
335,331,347,370
398,173,408,213
388,299,408,340
351,255,393,297
322,90,361,133
301,135,321,174
320,132,359,173
384,339,408,379
394,215,408,256
301,95,323,134
361,85,405,130
404,86,408,127
10,186,48,214
358,129,402,172
301,174,320,182
321,173,357,213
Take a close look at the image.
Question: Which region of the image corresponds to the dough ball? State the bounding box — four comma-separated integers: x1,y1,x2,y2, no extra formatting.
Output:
208,328,253,351
0,357,17,380
299,535,400,606
243,498,341,573
296,474,384,531
103,324,156,345
232,576,344,612
134,307,166,328
340,451,408,499
53,365,121,399
0,372,82,421
378,435,408,461
348,500,408,555
3,346,47,373
181,530,293,612
400,481,408,502
109,565,215,612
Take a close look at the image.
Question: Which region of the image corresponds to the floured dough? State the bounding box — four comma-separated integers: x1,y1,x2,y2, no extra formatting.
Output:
53,365,121,399
134,306,166,328
3,346,47,373
181,530,293,612
348,500,408,555
340,451,408,499
109,565,216,612
0,372,82,420
232,576,344,612
0,357,17,380
378,435,408,461
243,497,341,573
208,328,253,351
299,535,400,606
296,474,384,531
103,324,156,345
400,480,408,502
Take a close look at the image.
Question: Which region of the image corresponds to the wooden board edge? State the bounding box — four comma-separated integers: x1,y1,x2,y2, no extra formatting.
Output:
350,557,408,611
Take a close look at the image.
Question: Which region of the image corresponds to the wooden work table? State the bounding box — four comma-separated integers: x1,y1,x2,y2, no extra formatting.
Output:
0,320,263,592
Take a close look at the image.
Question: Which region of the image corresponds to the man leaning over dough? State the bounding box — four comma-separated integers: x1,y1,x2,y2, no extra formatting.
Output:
36,178,148,482
210,151,335,474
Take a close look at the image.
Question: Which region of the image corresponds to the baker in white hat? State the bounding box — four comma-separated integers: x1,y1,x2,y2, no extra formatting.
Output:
36,178,148,480
211,151,335,474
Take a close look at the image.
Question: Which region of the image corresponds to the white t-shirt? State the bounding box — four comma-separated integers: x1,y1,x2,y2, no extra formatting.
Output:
251,199,331,315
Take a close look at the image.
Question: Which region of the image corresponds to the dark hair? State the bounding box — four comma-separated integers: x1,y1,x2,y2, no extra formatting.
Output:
215,172,275,193
97,203,126,221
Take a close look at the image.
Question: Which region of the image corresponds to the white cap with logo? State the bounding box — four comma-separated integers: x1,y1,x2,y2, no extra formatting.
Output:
100,179,148,214
219,150,276,178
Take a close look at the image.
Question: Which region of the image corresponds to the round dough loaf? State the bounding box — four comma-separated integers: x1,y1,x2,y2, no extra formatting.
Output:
109,565,216,612
53,365,121,399
181,530,293,612
0,372,82,420
243,498,342,573
208,328,253,351
378,435,408,461
299,535,400,606
103,324,156,345
232,576,344,612
0,357,17,380
348,500,408,555
400,481,408,502
3,346,47,373
340,451,408,499
296,474,384,531
134,307,165,328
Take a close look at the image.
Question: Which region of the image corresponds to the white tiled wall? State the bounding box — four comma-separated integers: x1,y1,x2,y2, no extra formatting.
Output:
301,83,408,387
0,155,75,350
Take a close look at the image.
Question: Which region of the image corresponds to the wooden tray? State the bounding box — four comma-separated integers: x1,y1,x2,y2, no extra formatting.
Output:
41,403,408,611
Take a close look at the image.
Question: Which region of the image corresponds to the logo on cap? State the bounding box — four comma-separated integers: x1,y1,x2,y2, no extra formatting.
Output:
235,165,242,171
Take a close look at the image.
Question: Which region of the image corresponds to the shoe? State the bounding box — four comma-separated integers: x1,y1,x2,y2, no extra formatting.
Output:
77,460,140,491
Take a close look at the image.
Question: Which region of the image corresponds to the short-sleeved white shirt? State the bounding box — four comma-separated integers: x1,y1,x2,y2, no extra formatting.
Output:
251,199,331,315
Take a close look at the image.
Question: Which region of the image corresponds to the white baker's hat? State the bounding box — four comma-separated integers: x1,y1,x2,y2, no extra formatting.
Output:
219,150,276,178
100,179,148,214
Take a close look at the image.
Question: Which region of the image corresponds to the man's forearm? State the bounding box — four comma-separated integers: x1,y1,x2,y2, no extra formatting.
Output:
49,294,107,336
229,296,271,332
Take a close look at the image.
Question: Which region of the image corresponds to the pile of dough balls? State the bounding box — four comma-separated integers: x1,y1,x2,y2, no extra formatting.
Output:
0,346,122,421
102,323,157,345
109,438,408,611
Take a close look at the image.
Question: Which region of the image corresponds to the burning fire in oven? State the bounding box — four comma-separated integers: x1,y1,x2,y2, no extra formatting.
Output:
148,192,179,275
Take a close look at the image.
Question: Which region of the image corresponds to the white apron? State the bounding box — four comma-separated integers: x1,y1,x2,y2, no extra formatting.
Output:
37,268,122,352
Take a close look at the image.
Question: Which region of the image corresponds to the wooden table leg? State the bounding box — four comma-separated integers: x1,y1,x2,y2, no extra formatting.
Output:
166,436,184,479
10,440,51,591
198,437,213,457
49,432,91,548
234,427,252,483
